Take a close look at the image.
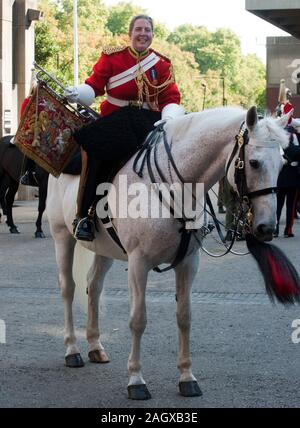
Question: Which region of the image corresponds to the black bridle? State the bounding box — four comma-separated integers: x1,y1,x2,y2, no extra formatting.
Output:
225,123,278,232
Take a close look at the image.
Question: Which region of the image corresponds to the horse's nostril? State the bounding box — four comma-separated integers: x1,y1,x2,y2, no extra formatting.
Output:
257,224,272,235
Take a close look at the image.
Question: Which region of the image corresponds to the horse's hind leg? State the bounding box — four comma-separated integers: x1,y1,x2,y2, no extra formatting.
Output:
53,229,84,367
86,254,112,364
127,255,151,400
175,251,202,397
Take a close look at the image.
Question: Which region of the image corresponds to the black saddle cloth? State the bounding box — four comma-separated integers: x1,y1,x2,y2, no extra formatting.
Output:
63,149,82,175
74,106,161,162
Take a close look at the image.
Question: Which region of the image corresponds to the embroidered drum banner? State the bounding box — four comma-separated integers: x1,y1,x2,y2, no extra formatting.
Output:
14,83,88,177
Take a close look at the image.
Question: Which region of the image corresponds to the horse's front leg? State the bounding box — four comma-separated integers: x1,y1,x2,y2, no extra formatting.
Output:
5,179,19,233
35,174,48,238
53,229,84,367
127,255,151,400
86,254,112,364
175,251,202,397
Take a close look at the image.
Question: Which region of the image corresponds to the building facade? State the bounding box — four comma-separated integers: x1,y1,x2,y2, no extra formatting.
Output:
0,0,42,199
246,0,300,115
0,0,41,138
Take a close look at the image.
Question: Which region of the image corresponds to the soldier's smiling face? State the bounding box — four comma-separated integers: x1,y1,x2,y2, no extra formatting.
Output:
130,18,153,52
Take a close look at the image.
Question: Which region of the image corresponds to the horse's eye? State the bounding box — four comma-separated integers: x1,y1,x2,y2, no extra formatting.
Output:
249,159,260,169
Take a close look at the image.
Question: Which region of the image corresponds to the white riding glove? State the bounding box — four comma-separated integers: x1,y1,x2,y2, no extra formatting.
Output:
63,84,95,106
154,103,185,128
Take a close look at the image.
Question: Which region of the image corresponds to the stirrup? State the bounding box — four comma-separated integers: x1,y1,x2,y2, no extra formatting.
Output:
74,217,95,241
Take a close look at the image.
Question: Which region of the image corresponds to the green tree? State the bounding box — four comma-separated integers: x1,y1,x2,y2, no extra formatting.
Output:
106,1,145,35
152,40,203,112
35,1,60,66
36,0,109,86
168,25,241,76
168,24,266,109
35,0,266,111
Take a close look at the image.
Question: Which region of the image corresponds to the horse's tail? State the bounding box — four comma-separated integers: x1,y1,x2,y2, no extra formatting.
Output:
246,234,300,304
72,243,95,314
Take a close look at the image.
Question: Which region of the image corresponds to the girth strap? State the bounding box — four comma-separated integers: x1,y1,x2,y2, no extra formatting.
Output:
153,228,193,273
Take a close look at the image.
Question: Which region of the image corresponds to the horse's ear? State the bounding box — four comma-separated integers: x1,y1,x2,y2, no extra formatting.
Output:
246,106,258,131
276,109,294,128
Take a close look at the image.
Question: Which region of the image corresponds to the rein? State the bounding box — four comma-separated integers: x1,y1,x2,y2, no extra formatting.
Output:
132,123,242,269
132,120,279,271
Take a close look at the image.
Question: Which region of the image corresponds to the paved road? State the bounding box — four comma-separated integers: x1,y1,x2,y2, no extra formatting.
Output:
1,200,300,408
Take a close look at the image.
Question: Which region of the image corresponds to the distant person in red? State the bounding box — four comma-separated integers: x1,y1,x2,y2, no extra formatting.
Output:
19,96,38,186
284,88,294,124
274,86,300,238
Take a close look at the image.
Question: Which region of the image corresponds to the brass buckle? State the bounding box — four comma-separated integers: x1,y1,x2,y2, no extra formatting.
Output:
238,135,244,147
235,158,244,170
129,100,142,108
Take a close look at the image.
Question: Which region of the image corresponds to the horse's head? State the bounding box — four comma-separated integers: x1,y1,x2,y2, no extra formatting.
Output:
227,106,289,242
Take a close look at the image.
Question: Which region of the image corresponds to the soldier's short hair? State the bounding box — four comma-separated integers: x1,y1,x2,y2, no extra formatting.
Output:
129,15,154,35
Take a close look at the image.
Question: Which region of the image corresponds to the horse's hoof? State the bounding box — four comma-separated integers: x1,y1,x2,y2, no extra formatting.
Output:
127,384,151,400
65,353,85,368
88,349,110,364
35,231,45,238
9,226,20,234
179,381,202,397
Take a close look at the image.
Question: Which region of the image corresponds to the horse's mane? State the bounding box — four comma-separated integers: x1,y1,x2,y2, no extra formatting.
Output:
166,107,289,149
253,116,289,149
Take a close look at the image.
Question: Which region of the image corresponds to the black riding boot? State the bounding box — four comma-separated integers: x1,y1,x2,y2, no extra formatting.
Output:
20,158,37,186
74,158,111,242
74,216,95,241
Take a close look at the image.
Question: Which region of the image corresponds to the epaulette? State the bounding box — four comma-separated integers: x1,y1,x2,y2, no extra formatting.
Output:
151,49,171,63
102,45,127,56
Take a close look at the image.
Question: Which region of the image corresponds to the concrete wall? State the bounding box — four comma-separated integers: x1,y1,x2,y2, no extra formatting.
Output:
0,1,15,136
0,0,37,138
266,36,300,115
0,0,39,200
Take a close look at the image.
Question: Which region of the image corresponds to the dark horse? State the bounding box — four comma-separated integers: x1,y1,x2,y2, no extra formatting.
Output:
0,135,49,237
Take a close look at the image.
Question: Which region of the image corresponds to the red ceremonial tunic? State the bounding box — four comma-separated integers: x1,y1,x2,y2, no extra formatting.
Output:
284,101,294,124
85,46,180,117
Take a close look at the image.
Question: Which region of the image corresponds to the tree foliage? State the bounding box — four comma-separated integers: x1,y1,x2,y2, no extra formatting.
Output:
35,0,266,111
106,1,145,35
168,24,265,109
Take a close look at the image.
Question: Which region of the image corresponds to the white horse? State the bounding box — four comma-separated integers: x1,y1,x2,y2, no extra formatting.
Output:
47,106,291,400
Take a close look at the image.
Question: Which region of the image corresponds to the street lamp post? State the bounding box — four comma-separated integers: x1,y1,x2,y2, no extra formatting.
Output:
73,0,79,86
221,75,226,106
201,83,207,110
200,74,226,108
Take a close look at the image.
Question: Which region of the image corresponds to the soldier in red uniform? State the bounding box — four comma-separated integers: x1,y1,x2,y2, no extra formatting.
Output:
283,88,294,124
64,15,183,241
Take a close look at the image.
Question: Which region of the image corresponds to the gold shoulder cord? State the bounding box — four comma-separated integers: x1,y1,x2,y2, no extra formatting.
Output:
135,60,175,110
